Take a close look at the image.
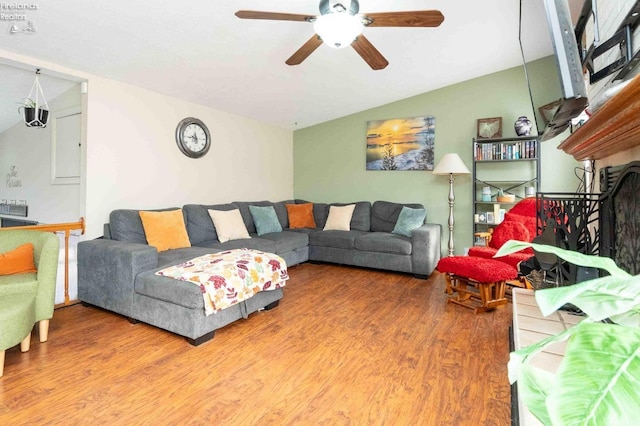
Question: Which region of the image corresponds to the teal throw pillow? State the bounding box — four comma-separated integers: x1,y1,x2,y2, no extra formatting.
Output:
249,205,283,236
392,206,427,237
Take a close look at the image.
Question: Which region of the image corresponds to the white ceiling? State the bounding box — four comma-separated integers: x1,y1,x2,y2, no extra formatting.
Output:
0,0,563,130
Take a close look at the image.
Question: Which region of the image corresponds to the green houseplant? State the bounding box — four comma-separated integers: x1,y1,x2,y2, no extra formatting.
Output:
496,241,640,425
18,98,49,127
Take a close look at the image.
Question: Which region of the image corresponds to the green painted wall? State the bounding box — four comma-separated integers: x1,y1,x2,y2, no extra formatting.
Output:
293,59,581,255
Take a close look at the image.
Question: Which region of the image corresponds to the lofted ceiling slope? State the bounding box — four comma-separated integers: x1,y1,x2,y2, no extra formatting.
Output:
0,0,555,130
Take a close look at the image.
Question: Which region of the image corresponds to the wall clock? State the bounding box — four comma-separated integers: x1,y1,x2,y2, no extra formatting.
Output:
175,117,211,158
477,117,502,139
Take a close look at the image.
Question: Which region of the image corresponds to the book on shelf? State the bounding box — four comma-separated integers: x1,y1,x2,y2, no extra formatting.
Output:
474,140,537,161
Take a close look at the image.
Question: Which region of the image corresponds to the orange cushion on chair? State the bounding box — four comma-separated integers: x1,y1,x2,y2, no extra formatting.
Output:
437,256,518,282
0,243,37,275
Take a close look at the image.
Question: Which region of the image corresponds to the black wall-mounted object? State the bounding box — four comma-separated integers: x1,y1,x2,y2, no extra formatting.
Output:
575,0,640,83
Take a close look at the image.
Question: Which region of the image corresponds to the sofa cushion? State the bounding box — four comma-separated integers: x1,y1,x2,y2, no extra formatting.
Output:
371,201,426,232
233,200,294,234
0,243,36,275
183,203,236,245
258,231,309,254
139,210,191,252
323,204,355,231
135,268,204,309
392,206,427,237
309,230,368,250
286,227,321,235
286,203,317,229
355,233,412,255
208,209,250,243
249,205,283,236
110,208,182,244
156,246,224,269
312,203,329,229
328,201,371,231
194,237,277,253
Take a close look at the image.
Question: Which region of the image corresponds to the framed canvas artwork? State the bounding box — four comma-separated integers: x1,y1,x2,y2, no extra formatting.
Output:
366,116,435,171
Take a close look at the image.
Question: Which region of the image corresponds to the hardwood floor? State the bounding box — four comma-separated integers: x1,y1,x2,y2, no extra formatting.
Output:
0,263,513,425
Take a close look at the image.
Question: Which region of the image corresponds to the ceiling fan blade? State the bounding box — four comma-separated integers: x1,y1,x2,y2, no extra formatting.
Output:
364,10,444,27
235,10,314,22
286,35,323,66
351,35,388,70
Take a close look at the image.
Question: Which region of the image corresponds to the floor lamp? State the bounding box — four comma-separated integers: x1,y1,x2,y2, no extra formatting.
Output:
433,153,470,256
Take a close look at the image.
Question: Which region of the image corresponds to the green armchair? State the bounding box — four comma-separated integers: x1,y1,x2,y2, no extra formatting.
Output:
0,230,60,345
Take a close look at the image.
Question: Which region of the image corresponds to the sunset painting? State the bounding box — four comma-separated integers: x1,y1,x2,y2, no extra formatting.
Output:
366,116,435,171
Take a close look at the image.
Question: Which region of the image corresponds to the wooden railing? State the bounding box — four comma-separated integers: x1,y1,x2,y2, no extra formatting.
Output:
0,218,85,306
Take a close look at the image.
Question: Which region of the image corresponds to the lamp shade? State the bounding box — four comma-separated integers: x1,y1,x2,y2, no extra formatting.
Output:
432,153,470,175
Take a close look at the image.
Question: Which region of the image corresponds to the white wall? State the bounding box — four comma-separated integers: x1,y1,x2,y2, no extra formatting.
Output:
84,77,294,238
0,85,81,223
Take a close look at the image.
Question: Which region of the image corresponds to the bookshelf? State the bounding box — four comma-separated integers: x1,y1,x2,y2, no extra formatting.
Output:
472,136,540,245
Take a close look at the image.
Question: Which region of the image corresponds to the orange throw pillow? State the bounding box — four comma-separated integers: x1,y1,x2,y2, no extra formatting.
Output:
139,209,191,252
0,243,37,275
286,203,316,229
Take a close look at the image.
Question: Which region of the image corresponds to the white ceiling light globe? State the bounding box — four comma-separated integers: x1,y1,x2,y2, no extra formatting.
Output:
314,12,364,49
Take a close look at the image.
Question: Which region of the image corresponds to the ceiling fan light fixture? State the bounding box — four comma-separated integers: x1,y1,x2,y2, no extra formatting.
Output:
313,12,363,49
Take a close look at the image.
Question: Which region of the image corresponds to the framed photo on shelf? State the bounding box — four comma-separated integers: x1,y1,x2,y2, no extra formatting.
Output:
477,117,502,139
538,100,561,125
486,212,495,224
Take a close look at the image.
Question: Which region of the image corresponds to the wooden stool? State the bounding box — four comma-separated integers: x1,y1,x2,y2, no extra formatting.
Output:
437,257,518,313
0,294,36,377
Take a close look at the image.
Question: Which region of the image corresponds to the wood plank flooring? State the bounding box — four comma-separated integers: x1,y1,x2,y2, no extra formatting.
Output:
0,263,513,425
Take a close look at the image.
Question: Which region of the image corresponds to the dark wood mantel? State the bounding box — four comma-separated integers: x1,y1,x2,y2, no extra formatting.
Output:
558,72,640,160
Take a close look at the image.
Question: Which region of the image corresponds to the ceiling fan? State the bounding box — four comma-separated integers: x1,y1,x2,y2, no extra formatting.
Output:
235,0,444,70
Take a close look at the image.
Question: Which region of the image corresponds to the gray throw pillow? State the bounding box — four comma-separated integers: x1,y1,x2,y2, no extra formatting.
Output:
249,205,283,236
392,206,426,237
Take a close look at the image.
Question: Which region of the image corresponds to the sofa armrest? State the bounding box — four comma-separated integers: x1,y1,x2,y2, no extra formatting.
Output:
411,223,442,276
78,239,158,318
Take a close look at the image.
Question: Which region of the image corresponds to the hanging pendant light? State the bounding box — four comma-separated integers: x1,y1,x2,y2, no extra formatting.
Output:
19,69,49,128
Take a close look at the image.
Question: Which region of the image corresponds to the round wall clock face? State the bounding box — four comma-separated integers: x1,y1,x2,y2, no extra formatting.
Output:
175,117,211,158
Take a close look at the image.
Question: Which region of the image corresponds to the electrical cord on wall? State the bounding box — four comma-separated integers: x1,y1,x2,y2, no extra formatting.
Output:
574,160,596,193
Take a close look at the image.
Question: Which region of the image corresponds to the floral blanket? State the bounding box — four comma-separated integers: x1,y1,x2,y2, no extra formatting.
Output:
156,249,288,316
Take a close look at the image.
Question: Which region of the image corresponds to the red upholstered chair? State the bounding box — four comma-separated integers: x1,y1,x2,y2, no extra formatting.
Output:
468,198,538,269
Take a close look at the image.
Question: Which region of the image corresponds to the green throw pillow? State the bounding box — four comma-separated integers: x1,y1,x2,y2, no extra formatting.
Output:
392,206,426,237
249,205,283,236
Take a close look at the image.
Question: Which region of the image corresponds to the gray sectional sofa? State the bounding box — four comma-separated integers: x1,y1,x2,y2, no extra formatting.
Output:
78,200,441,345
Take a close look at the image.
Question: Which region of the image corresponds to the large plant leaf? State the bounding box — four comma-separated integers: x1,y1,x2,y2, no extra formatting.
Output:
495,241,631,279
516,363,555,425
534,275,640,326
547,322,640,425
509,326,578,383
